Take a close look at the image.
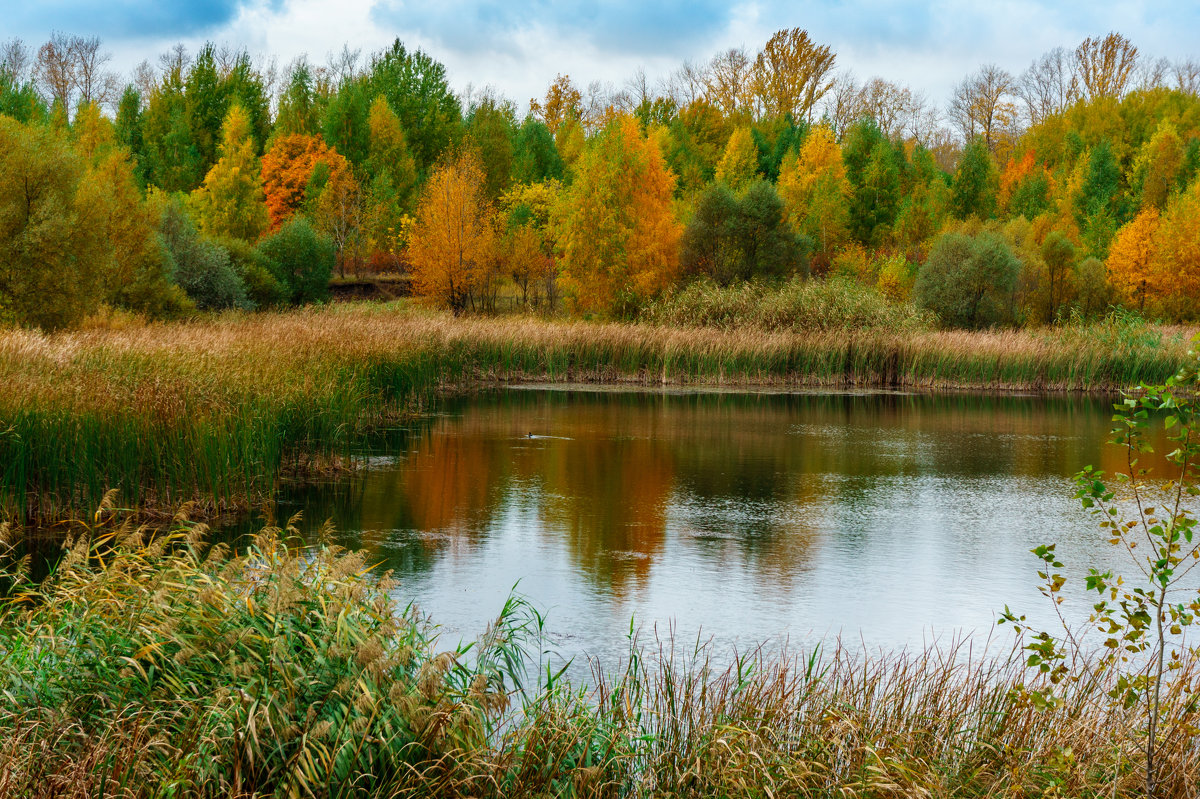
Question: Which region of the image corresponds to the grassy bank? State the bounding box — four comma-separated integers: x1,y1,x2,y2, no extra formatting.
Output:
1,514,1196,798
0,301,1194,520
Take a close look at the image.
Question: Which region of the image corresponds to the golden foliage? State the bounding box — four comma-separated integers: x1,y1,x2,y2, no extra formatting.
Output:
750,28,837,122
408,149,498,312
1108,208,1160,309
530,74,582,136
714,126,758,190
189,104,269,241
1074,32,1139,101
777,125,850,259
555,115,682,315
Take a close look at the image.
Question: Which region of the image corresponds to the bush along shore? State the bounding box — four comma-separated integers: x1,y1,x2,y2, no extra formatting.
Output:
0,300,1195,522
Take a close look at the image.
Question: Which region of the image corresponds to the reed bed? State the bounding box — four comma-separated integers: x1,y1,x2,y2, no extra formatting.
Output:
2,513,1197,798
0,302,1193,521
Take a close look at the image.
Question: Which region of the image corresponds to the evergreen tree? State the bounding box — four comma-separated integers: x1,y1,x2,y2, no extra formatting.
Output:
467,97,516,200
951,136,998,220
322,78,371,166
512,118,564,184
366,40,462,173
275,60,319,137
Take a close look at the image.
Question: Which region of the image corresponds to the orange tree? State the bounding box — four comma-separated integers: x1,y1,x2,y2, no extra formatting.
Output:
407,148,498,313
260,133,350,229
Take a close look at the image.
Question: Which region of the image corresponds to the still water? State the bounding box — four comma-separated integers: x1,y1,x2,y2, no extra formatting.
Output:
264,387,1177,668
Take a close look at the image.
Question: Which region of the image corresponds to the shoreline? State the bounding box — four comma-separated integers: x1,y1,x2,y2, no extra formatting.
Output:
1,303,1194,522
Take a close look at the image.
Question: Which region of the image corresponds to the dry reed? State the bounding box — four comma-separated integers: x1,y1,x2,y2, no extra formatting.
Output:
0,302,1193,521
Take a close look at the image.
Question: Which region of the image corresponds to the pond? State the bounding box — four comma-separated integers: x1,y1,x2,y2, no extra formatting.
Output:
259,386,1180,670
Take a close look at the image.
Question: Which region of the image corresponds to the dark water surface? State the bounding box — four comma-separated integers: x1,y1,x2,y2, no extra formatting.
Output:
256,386,1180,668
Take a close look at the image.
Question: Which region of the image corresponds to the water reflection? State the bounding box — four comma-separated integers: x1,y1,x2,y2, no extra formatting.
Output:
257,387,1180,665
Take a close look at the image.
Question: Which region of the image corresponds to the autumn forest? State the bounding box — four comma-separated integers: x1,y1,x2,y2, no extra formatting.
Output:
8,22,1200,798
2,29,1200,330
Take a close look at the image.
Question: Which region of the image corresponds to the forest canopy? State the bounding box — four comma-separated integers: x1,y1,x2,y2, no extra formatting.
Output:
2,30,1200,328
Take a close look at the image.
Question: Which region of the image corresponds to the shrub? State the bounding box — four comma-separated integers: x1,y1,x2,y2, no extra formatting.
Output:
644,276,930,333
256,217,335,305
218,236,285,310
159,201,250,311
680,180,809,285
914,230,1020,329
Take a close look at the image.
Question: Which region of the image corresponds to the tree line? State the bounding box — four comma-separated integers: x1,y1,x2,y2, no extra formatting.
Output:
1,30,1199,329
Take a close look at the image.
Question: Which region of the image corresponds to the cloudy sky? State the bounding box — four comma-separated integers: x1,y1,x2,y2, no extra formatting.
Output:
5,0,1199,113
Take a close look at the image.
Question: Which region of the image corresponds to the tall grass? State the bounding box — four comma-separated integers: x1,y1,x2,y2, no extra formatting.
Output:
642,276,933,333
0,302,1193,520
2,512,1198,797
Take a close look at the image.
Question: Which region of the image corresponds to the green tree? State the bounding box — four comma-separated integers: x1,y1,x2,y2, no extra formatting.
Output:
366,40,462,173
363,96,418,259
512,118,564,184
158,198,249,311
894,145,950,254
1009,171,1050,220
219,236,283,309
857,140,901,244
680,182,740,283
188,103,269,242
275,60,319,137
951,136,998,220
914,230,1020,328
142,70,202,192
1076,139,1122,256
0,117,105,328
322,78,371,166
467,97,516,200
220,51,270,153
0,71,43,122
757,114,805,182
842,119,902,243
681,180,806,284
256,217,335,305
113,85,146,185
184,44,227,175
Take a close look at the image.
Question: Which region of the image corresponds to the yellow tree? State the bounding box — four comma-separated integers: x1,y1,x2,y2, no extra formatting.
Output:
530,74,583,136
0,117,107,329
555,114,681,315
499,179,563,309
366,96,417,211
777,124,849,261
71,101,116,162
189,104,269,241
1147,182,1200,318
1107,207,1159,310
751,28,837,122
714,126,758,190
1073,32,1139,101
80,150,191,317
364,96,418,270
408,149,497,313
1133,119,1184,210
